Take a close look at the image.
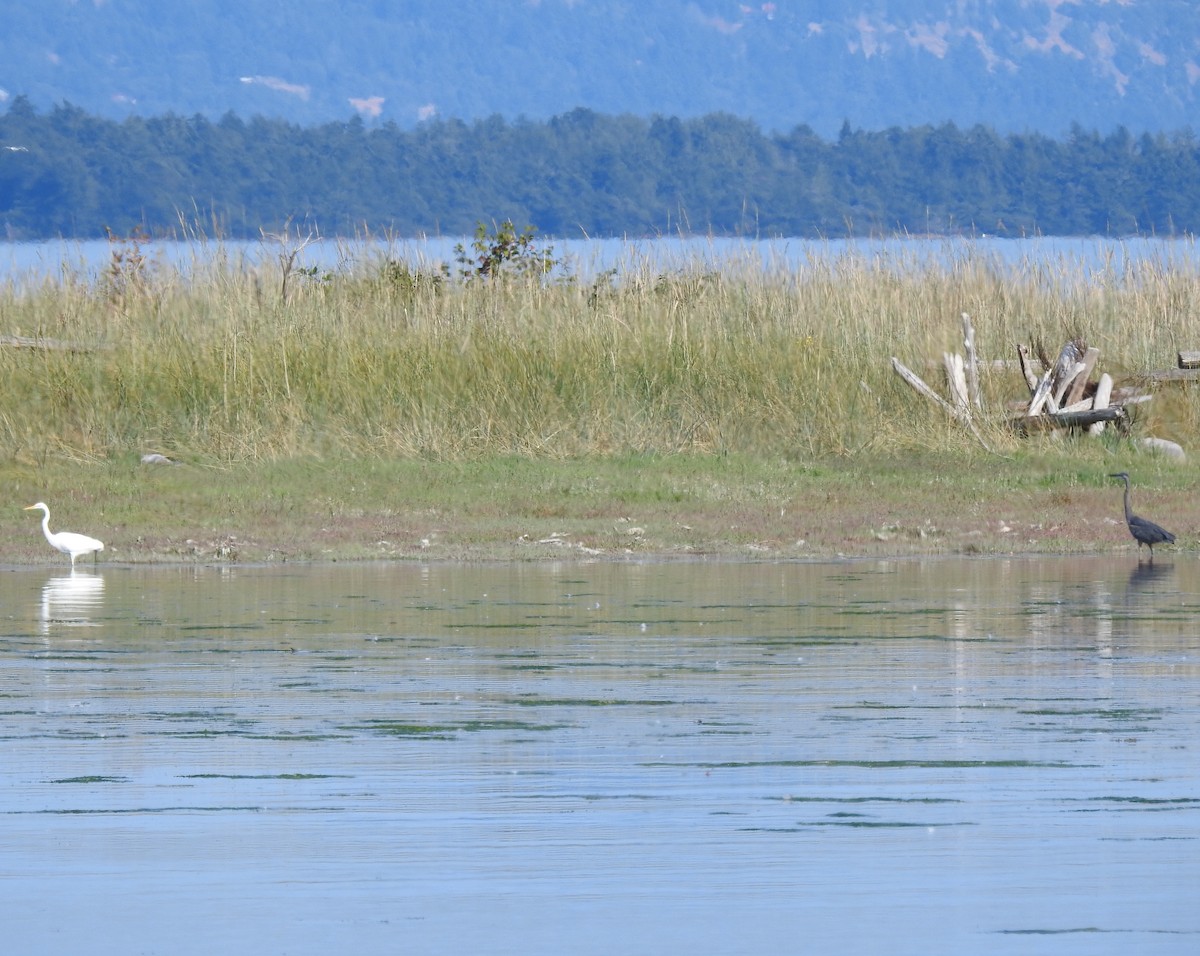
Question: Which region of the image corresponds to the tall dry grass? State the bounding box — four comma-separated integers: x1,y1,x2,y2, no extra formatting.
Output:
2,239,1199,464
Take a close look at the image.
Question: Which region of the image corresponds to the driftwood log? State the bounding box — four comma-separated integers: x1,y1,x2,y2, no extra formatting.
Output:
891,315,1152,446
1010,406,1124,436
890,312,994,452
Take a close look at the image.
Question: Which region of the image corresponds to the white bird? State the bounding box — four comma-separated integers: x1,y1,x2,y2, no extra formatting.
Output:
23,502,105,567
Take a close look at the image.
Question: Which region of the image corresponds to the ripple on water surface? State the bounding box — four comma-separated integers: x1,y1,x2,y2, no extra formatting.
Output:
1,556,1197,954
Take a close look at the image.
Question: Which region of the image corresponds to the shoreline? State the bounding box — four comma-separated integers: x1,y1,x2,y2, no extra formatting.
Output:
3,450,1188,567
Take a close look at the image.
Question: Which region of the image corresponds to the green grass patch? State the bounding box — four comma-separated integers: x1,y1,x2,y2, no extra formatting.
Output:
1,445,1192,562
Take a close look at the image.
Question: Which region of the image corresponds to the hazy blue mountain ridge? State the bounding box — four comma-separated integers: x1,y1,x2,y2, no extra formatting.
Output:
3,1,1197,136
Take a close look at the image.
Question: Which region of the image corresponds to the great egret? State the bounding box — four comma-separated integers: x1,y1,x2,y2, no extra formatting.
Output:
1108,472,1175,557
23,502,105,567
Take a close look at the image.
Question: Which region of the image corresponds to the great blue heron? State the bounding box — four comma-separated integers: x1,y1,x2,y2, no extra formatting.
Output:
1108,472,1175,557
23,502,105,567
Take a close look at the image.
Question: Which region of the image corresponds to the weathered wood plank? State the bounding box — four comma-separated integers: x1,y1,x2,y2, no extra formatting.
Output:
1064,347,1100,405
893,357,960,416
943,351,970,410
892,356,995,453
961,312,982,409
1088,372,1114,435
1016,343,1040,393
1027,369,1057,416
1053,361,1087,406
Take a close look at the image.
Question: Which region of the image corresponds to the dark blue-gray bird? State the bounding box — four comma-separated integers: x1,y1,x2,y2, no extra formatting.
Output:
1108,472,1175,557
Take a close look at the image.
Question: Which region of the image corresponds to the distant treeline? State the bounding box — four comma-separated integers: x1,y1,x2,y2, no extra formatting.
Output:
1,97,1198,240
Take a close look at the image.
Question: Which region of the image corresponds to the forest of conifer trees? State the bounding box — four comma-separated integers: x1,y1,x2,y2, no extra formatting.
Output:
2,98,1198,240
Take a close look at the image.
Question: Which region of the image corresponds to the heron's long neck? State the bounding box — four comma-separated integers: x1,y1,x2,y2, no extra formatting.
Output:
1122,482,1134,522
40,512,53,542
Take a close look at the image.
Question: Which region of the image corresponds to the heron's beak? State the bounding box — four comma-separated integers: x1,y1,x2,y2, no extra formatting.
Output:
22,505,36,511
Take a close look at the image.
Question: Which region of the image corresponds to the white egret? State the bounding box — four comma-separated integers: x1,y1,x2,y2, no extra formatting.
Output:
23,502,105,566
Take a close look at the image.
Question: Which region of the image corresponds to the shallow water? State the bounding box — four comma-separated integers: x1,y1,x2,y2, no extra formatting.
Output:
1,556,1197,955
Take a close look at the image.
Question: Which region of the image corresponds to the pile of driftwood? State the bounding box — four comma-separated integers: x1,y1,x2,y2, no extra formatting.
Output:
890,313,1159,451
1009,337,1142,436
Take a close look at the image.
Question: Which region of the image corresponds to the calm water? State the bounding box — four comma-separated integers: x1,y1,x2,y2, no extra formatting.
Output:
1,556,1198,955
2,234,1200,287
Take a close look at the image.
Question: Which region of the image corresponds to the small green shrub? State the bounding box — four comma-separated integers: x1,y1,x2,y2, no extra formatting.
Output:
453,220,562,281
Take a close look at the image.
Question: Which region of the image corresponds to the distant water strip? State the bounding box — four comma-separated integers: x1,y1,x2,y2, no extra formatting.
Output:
2,235,1198,289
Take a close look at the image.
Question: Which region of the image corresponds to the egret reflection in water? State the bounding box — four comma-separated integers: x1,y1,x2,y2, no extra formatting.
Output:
38,571,105,632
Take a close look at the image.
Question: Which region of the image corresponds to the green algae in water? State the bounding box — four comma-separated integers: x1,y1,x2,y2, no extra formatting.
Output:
348,718,568,738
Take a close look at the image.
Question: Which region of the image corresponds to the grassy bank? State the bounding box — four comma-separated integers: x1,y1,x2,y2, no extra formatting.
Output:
1,237,1197,563
1,443,1192,565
